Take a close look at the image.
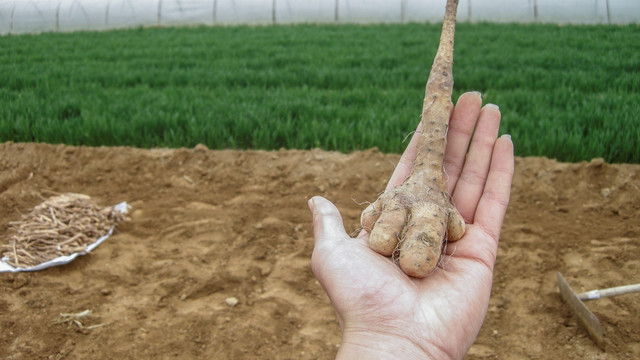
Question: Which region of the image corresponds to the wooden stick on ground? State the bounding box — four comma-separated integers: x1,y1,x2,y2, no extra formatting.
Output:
578,283,640,301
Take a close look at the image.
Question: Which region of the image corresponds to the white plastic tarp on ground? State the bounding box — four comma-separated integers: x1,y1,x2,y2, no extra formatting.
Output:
0,201,129,273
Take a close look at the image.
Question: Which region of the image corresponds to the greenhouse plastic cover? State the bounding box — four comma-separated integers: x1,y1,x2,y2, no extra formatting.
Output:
0,0,638,35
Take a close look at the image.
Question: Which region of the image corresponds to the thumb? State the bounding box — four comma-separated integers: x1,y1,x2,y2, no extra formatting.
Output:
308,196,349,245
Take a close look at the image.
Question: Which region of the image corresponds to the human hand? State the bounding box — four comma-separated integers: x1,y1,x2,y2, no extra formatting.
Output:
308,91,515,359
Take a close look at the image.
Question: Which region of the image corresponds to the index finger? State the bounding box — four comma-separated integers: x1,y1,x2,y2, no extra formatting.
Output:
443,91,483,194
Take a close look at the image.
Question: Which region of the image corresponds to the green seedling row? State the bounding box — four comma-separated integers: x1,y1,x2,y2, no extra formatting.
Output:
1,23,638,163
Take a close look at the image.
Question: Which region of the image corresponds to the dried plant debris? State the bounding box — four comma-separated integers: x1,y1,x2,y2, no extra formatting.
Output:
1,193,127,268
56,309,106,331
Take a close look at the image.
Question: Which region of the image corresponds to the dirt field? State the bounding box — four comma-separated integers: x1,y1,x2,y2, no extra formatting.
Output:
1,141,638,359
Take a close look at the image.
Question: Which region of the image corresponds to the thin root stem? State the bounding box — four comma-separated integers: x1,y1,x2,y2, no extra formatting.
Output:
1,193,126,268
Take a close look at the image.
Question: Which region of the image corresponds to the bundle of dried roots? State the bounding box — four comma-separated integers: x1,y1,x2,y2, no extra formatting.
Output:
1,193,126,268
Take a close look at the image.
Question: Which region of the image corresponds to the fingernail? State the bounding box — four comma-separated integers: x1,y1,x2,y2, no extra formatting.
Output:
502,134,512,140
465,91,482,100
485,103,500,111
363,203,374,214
308,198,315,212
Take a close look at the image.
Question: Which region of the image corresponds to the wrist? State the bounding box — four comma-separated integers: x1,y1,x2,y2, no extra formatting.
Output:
336,328,452,360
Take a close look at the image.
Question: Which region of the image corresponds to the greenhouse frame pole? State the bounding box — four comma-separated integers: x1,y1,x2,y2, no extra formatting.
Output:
335,0,339,22
10,4,15,34
272,0,276,24
105,0,110,27
213,0,217,25
56,1,61,32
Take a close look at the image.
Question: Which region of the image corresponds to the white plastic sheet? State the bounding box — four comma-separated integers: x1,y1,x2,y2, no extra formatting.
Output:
216,0,272,24
107,0,158,29
0,0,638,35
275,0,335,24
609,0,640,24
469,0,535,23
536,0,608,24
162,0,214,25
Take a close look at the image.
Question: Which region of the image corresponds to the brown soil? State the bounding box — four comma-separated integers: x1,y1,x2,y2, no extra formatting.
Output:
1,142,639,359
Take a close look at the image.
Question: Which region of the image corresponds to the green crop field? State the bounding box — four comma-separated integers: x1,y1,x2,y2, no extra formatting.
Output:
0,23,638,163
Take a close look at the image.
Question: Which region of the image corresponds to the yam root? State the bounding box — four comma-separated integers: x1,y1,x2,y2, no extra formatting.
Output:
361,0,463,278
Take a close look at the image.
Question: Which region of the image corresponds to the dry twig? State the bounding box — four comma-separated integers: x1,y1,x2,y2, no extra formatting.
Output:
56,309,106,330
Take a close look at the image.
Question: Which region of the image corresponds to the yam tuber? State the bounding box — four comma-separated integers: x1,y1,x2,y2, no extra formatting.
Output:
360,0,464,278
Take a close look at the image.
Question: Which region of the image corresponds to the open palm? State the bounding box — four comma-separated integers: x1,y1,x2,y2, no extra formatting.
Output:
309,92,514,360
